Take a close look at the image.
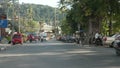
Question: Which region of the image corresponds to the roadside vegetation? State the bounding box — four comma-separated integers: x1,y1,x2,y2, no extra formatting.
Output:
59,0,120,36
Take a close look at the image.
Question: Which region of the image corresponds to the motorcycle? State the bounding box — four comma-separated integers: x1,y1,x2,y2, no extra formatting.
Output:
27,34,35,43
75,38,80,44
95,37,103,46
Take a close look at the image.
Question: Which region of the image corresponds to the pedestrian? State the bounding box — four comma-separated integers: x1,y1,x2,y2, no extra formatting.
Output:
80,31,86,46
75,31,80,44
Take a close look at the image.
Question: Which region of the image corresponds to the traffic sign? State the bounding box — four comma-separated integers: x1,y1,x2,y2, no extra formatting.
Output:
0,20,8,28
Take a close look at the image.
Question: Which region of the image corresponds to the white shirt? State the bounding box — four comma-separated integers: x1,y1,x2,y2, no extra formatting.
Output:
40,32,47,38
95,33,100,39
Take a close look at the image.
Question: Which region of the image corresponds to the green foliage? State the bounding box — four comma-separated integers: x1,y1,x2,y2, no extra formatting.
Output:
6,2,65,33
60,19,72,34
59,0,120,35
18,4,64,22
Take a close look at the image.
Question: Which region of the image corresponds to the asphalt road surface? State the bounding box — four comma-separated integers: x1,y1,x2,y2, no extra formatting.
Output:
0,39,120,68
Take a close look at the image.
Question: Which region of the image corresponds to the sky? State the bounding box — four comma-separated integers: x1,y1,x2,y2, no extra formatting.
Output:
19,0,60,7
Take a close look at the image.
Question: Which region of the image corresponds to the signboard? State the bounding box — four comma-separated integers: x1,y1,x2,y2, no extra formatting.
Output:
0,20,8,28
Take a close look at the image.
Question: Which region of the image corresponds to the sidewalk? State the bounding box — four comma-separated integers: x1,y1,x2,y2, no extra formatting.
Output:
0,44,10,51
0,38,10,51
46,38,63,43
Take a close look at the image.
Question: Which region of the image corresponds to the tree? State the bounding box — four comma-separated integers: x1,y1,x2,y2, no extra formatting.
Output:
59,0,120,35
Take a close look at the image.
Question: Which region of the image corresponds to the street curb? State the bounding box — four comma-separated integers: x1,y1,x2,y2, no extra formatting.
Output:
0,47,7,51
0,44,11,51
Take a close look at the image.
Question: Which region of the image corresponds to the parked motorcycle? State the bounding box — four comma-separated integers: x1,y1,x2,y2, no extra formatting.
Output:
27,34,35,43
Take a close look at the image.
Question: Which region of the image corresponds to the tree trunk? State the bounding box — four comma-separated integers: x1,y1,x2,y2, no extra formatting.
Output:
88,18,101,35
87,17,102,45
88,19,93,34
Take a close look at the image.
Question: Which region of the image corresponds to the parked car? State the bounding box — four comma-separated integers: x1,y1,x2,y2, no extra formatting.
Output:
103,34,119,47
11,33,23,45
59,35,75,43
113,35,120,56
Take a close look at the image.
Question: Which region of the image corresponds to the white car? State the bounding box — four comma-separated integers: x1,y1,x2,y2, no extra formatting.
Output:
103,34,119,47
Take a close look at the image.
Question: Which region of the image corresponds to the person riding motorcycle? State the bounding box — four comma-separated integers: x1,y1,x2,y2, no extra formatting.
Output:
28,34,34,43
94,32,103,46
39,31,47,42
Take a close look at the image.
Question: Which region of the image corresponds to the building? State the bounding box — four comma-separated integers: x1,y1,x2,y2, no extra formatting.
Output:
41,23,53,32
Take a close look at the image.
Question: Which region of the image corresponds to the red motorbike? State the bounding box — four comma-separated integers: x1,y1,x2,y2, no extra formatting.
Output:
27,34,36,43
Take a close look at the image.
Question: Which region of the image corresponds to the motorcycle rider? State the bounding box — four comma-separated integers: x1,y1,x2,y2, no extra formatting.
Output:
94,31,103,46
40,30,47,42
28,34,34,43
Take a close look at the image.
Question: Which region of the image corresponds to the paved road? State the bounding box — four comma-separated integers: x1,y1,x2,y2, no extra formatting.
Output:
0,39,120,68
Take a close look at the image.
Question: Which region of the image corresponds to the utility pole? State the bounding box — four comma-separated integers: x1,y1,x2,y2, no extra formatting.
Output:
12,0,15,33
39,21,42,33
6,0,9,20
18,0,20,33
54,8,57,36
